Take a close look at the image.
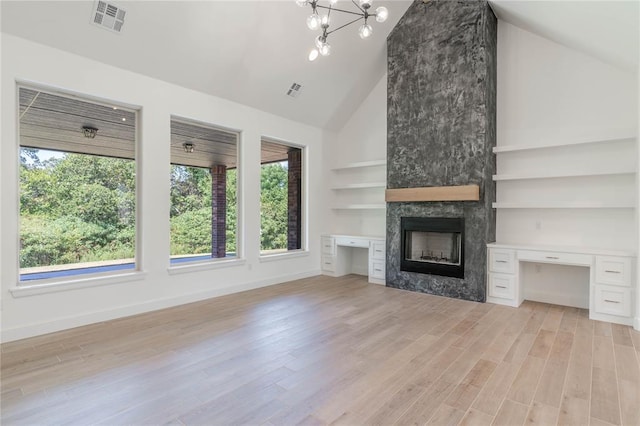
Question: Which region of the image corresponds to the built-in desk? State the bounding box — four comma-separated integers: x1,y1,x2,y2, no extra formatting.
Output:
487,243,636,326
321,234,385,285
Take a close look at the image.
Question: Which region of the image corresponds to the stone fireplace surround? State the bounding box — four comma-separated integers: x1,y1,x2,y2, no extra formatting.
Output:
385,0,497,303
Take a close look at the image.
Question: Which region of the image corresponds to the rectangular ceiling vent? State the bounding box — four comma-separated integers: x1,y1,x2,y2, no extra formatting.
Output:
91,1,126,33
286,82,303,99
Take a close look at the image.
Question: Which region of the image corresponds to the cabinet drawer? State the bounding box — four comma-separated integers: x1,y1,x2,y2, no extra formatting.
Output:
321,256,336,272
517,250,592,267
336,236,369,248
371,241,385,260
489,249,516,273
594,285,631,317
370,260,385,279
595,256,631,287
488,273,515,300
321,237,335,255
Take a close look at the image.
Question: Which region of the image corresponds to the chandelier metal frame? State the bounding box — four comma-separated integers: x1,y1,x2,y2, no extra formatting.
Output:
296,0,389,61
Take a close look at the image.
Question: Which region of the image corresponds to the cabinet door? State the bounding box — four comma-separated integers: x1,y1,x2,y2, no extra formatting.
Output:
595,256,631,287
370,241,385,260
321,237,335,255
369,260,385,279
594,285,631,317
489,249,516,273
488,273,516,300
321,256,336,272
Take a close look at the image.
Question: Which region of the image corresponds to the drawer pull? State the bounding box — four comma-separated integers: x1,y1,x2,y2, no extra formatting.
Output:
604,299,620,304
545,256,559,260
604,270,621,274
495,260,508,263
374,268,383,272
496,285,507,289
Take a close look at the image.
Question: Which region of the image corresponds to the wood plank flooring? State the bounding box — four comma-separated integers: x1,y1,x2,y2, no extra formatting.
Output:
2,274,639,425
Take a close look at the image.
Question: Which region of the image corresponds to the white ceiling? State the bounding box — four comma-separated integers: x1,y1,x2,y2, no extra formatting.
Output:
489,0,639,73
1,1,638,131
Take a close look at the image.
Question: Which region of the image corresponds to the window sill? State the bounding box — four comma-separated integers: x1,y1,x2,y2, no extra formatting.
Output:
10,271,147,298
167,258,246,275
259,250,309,263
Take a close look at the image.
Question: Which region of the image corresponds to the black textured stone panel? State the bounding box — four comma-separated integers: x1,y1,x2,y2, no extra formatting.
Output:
386,0,497,302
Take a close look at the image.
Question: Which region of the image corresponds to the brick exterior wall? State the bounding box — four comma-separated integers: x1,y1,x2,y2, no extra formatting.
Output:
287,149,302,250
210,165,227,258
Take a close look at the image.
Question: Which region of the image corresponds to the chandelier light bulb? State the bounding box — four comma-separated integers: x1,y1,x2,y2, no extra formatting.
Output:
308,48,319,61
358,23,372,39
375,6,388,22
321,14,330,27
307,13,321,30
295,0,309,7
358,0,372,9
315,35,325,48
319,42,331,56
329,0,338,4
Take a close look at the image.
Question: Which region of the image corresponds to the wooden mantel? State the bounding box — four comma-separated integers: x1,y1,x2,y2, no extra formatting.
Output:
385,185,480,202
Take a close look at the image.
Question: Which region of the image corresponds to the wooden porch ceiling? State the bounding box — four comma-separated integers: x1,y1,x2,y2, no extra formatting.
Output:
19,88,292,169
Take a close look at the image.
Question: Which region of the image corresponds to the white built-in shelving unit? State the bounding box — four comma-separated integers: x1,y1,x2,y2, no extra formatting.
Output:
331,160,387,211
493,136,637,211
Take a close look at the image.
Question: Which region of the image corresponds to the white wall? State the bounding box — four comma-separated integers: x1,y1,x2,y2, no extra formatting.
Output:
496,21,638,310
324,74,387,239
497,21,637,249
0,34,325,342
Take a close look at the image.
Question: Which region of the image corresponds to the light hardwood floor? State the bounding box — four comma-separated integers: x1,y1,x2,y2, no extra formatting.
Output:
2,275,640,425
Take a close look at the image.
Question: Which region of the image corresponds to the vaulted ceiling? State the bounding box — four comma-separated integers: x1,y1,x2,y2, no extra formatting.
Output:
1,1,638,132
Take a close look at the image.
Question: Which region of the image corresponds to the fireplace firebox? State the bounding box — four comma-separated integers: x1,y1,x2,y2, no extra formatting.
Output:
400,217,465,278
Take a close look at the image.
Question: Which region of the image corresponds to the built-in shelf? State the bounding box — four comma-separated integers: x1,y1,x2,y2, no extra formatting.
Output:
331,182,386,190
332,204,386,210
332,159,386,171
493,170,636,181
492,202,635,209
493,136,636,154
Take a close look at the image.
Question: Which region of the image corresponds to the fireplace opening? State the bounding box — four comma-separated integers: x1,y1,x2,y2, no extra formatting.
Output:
401,217,465,278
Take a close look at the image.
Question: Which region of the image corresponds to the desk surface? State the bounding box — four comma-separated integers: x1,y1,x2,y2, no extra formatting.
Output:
322,234,385,240
488,242,635,258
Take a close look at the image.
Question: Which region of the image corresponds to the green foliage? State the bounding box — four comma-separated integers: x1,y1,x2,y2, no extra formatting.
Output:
19,150,136,268
260,163,288,251
19,148,289,270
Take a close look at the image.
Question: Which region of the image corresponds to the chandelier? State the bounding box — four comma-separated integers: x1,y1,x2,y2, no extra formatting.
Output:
296,0,389,61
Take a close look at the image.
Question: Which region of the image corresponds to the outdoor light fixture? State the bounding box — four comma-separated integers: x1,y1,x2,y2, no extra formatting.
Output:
296,0,388,61
82,126,98,139
183,142,195,153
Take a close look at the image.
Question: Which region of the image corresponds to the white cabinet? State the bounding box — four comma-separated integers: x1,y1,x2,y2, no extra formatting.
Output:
489,249,516,274
486,247,520,307
321,235,385,285
488,273,516,300
595,256,631,287
594,285,632,317
592,255,634,322
368,239,385,284
321,236,335,256
487,243,636,326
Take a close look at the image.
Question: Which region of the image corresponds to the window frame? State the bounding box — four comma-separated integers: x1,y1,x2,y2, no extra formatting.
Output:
15,82,142,289
166,115,243,273
258,136,308,260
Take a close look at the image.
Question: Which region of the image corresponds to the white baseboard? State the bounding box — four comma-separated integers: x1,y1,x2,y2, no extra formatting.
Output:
1,269,321,343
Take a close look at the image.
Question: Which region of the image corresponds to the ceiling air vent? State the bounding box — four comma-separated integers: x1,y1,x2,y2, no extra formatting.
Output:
286,82,303,99
91,1,126,33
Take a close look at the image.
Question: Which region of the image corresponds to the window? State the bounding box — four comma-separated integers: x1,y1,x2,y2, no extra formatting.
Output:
169,117,239,265
260,139,304,255
18,87,138,282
